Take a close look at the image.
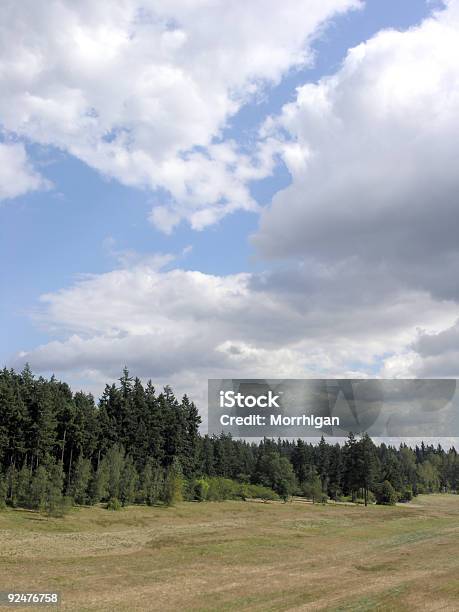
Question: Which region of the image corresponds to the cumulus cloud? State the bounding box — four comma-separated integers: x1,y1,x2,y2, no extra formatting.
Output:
382,319,459,379
254,0,459,301
0,142,49,201
14,257,459,403
0,0,359,229
9,1,459,403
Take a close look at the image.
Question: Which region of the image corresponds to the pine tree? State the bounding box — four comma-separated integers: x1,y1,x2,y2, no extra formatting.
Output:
141,458,163,506
162,460,183,506
29,465,49,511
16,463,31,508
317,436,330,493
343,433,360,501
88,462,109,504
69,456,92,504
302,468,323,503
180,395,201,479
357,434,378,506
105,445,125,503
46,462,66,516
120,456,138,506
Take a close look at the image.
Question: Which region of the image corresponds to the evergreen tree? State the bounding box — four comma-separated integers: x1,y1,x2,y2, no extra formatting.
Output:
302,468,324,503
162,460,183,506
46,462,66,516
29,465,49,511
374,480,398,505
357,434,378,506
105,445,125,503
15,464,31,508
88,461,109,504
317,436,330,494
141,458,163,506
343,433,360,500
69,456,92,504
120,455,138,506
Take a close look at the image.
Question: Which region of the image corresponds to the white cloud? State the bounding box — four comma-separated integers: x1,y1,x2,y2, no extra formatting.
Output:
254,0,459,303
0,0,360,229
8,1,459,402
0,142,49,201
14,258,459,403
251,0,459,383
382,319,459,378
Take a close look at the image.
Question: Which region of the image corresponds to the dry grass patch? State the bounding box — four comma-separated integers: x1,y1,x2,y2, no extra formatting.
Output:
0,495,458,611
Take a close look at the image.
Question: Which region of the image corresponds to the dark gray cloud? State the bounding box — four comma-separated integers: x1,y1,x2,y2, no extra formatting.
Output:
254,2,459,303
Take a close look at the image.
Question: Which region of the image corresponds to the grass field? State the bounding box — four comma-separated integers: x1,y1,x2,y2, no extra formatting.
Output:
1,495,458,611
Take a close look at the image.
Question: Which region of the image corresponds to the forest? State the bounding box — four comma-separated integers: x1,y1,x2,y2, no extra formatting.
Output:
0,366,458,515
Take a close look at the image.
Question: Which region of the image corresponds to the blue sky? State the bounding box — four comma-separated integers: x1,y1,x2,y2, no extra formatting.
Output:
1,0,458,403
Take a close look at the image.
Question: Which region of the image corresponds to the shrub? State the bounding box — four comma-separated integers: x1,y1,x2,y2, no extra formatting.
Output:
374,481,398,505
106,497,122,511
243,484,279,502
193,478,210,501
207,477,238,501
398,487,413,503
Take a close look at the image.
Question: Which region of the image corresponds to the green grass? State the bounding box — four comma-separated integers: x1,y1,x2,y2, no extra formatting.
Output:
0,495,458,610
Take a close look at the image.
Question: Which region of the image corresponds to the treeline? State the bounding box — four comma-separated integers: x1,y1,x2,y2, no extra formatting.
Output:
0,366,458,514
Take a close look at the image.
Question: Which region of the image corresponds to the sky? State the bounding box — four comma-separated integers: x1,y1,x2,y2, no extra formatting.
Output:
1,0,459,411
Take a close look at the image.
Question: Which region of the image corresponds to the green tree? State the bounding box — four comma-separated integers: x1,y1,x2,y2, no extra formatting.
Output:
46,462,66,516
163,460,183,506
374,480,398,505
104,444,125,503
302,468,324,504
29,465,49,511
69,456,92,504
15,464,31,508
417,460,440,493
357,434,378,506
88,461,109,504
343,433,360,501
141,458,163,506
120,455,138,506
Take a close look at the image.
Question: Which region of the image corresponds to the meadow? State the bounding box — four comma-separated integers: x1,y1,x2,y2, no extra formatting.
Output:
0,495,458,611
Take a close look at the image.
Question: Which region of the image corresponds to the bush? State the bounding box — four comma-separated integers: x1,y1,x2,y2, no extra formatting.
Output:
207,477,238,501
193,478,210,501
106,497,122,511
190,478,278,502
398,487,413,503
47,495,72,518
374,481,398,505
243,484,279,502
